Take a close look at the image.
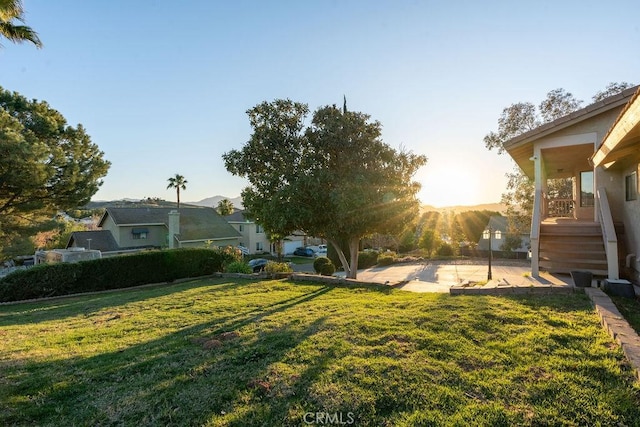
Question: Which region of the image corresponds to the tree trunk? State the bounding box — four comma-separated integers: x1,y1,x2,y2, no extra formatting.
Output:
329,239,352,277
177,188,181,209
347,237,360,279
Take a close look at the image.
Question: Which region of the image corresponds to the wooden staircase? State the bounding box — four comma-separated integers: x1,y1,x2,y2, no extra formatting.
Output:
538,221,612,276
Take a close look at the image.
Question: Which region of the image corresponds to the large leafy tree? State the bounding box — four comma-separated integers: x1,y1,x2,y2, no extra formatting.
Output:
592,82,635,103
0,0,42,48
224,99,427,278
0,87,110,256
166,174,187,208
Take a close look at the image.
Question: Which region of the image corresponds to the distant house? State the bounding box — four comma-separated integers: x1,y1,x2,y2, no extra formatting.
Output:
477,216,530,255
224,209,306,255
503,85,640,280
67,206,241,254
67,230,121,254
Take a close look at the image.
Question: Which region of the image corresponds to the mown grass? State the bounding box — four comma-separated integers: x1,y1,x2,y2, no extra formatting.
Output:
1,278,639,426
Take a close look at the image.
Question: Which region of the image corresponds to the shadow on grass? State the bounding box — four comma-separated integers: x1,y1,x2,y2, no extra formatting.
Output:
1,284,336,425
0,278,253,326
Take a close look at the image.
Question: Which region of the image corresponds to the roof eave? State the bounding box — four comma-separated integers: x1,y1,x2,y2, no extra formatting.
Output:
592,87,640,167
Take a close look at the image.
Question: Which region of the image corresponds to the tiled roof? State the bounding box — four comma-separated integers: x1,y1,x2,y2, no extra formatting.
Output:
99,207,242,242
67,230,120,252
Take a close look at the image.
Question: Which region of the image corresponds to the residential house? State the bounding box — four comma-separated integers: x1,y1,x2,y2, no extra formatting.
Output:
67,229,121,255
504,85,640,280
224,209,306,255
477,215,530,257
67,206,241,254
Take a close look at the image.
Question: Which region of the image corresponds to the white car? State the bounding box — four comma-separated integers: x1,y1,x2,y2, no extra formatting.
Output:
314,244,328,257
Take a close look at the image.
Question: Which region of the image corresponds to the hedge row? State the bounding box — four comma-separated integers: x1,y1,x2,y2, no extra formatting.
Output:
0,248,238,303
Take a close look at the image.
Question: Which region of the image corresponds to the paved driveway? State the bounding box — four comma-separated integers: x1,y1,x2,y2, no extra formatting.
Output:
341,260,541,293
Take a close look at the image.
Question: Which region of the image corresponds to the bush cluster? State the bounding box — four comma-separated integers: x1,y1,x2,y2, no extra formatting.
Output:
436,243,455,257
265,261,293,274
313,257,335,276
0,248,238,303
226,261,253,274
377,253,396,266
357,251,379,269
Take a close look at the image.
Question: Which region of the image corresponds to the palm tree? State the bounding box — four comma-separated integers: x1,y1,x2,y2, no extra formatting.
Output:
0,0,43,48
166,174,187,209
216,198,235,216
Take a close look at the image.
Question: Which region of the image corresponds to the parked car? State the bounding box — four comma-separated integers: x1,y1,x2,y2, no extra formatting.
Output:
314,244,328,257
293,247,315,257
248,258,269,272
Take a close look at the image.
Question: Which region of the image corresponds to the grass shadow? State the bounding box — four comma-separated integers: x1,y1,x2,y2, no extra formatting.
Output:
0,278,253,326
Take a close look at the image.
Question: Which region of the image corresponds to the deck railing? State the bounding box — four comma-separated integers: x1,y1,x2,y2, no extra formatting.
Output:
546,198,575,218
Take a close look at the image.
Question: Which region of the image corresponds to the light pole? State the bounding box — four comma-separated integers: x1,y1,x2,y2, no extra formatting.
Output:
482,227,501,280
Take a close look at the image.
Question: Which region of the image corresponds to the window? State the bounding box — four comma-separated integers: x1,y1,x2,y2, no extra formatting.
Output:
238,224,244,232
256,242,263,251
256,225,264,233
131,228,148,240
580,171,594,207
626,171,638,201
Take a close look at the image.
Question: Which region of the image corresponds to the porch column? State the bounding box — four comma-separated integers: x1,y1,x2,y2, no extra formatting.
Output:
530,147,545,277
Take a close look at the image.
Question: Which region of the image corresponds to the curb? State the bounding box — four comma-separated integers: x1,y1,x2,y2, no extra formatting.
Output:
585,288,640,382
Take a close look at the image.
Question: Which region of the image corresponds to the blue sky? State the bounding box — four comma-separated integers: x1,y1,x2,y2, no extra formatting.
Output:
2,0,639,207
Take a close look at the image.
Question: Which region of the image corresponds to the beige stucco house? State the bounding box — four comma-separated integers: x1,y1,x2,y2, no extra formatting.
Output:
68,207,241,253
224,209,306,255
504,85,640,281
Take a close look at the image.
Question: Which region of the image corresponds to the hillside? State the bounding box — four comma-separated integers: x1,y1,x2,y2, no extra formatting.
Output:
187,195,243,208
87,197,502,214
421,202,506,214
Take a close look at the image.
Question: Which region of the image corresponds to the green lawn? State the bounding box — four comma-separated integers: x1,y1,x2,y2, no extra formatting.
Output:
1,278,639,426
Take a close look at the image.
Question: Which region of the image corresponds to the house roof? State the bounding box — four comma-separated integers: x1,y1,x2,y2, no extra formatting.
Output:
591,86,640,168
99,207,242,242
66,230,120,252
504,85,640,177
224,209,252,223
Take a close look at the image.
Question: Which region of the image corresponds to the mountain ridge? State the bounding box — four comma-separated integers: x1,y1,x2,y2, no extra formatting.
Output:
89,196,504,214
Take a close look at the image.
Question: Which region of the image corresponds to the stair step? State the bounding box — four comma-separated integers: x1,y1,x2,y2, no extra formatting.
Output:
540,257,607,265
540,233,602,238
540,266,609,276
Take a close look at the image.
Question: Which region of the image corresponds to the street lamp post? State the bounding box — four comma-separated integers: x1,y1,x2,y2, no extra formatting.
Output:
482,227,501,281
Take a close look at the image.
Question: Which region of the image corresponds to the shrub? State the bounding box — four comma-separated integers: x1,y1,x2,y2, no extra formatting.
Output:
357,251,378,269
0,248,236,303
377,253,396,266
226,261,252,274
265,261,293,274
436,243,455,257
313,257,335,276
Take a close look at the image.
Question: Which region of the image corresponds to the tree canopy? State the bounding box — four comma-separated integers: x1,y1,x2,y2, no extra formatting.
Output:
0,87,110,257
224,99,427,278
0,0,42,48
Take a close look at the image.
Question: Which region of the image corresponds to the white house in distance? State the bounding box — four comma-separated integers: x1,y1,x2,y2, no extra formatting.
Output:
504,85,640,281
477,216,530,256
224,209,306,255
